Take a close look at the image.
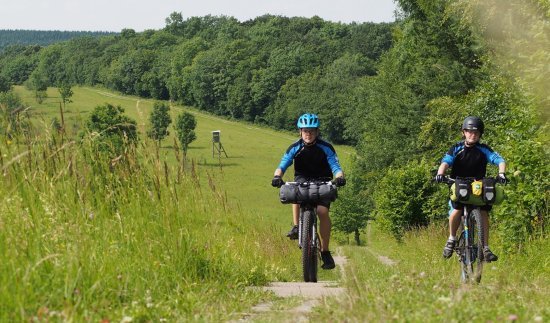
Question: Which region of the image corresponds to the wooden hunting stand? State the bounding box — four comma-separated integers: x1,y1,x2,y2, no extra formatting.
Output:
212,130,228,158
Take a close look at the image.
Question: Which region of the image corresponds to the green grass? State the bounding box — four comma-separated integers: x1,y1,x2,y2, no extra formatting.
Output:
13,86,354,224
311,223,549,321
2,86,353,321
7,86,546,322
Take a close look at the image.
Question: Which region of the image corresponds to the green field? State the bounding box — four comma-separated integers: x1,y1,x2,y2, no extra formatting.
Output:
13,85,354,224
2,86,548,321
2,86,352,320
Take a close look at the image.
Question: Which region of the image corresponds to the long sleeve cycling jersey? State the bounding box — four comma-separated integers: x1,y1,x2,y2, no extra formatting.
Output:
277,138,342,179
441,141,505,179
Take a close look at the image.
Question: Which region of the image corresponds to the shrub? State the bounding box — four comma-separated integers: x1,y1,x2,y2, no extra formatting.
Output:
372,160,436,241
82,103,138,156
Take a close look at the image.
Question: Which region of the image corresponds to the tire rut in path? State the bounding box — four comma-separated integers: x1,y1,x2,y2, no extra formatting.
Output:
365,222,398,267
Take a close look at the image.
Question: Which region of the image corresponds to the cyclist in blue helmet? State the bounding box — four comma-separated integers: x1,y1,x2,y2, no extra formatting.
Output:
435,116,507,262
271,113,346,270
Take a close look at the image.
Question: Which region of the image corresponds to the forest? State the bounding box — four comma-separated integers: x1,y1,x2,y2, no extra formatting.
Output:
0,29,116,51
0,0,548,248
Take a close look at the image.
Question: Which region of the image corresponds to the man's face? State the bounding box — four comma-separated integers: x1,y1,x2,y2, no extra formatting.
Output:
300,128,318,144
463,129,481,146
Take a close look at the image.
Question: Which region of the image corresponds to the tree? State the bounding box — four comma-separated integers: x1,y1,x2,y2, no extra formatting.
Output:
26,68,49,104
147,102,172,145
165,12,185,35
58,83,73,109
0,74,10,92
174,112,196,155
332,184,370,245
35,90,47,104
0,91,23,136
84,103,138,156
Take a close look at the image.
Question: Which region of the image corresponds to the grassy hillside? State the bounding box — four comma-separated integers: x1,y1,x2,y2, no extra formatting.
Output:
5,86,547,321
12,86,354,224
2,86,352,321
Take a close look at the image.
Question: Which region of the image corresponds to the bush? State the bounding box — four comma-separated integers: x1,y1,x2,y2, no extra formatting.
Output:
82,103,138,156
372,160,437,241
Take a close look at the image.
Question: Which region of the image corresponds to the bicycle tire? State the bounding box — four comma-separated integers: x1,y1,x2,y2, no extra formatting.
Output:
459,209,483,284
472,208,484,283
301,209,318,282
457,227,472,283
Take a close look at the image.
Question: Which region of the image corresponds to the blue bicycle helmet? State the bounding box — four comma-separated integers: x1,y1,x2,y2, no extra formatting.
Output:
297,113,320,128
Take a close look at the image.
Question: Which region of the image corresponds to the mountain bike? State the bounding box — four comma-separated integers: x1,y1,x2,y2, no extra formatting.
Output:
437,176,502,283
278,180,338,282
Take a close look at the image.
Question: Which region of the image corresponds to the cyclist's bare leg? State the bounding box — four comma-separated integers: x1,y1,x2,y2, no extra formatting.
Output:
480,210,489,247
449,208,462,238
292,204,299,225
317,205,331,251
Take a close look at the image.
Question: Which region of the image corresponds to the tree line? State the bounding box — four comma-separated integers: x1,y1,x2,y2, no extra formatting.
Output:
0,29,116,51
0,15,393,144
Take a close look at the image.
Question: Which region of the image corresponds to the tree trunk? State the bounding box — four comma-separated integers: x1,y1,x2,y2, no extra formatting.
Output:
354,229,361,245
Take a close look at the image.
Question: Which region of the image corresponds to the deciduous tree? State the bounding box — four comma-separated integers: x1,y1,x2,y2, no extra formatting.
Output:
174,112,196,155
147,102,172,145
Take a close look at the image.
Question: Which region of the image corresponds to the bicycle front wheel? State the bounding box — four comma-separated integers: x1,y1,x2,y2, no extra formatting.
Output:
459,210,483,284
472,208,484,283
301,209,318,282
457,228,473,283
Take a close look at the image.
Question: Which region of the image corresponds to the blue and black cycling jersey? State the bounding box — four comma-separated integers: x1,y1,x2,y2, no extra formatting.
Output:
278,138,343,179
442,141,505,179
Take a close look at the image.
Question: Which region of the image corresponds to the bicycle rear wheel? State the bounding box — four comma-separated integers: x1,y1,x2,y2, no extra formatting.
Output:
301,210,318,282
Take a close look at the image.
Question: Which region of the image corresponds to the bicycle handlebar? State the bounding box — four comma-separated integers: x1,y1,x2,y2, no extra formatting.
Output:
282,180,336,186
434,175,503,185
435,175,455,184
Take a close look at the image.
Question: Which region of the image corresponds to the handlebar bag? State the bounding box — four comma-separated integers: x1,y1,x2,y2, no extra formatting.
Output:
318,184,337,202
280,183,337,204
280,184,300,204
450,179,504,206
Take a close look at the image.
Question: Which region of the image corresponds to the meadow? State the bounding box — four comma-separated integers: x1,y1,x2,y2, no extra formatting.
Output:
1,86,351,321
1,86,547,321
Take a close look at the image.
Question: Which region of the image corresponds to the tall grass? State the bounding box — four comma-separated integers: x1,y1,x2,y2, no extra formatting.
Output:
0,121,291,321
312,223,549,321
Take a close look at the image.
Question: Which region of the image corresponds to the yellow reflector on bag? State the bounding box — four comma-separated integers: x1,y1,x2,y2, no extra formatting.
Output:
472,180,483,196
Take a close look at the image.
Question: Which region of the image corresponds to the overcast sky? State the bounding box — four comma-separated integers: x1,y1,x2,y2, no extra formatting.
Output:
0,0,397,32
